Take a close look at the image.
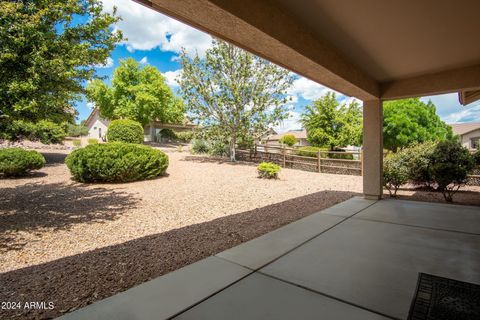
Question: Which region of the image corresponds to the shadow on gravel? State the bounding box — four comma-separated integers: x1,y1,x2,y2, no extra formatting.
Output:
0,183,139,252
181,155,257,166
0,190,358,320
41,152,68,165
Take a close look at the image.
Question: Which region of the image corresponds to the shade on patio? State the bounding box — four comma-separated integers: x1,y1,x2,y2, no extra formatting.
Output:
134,0,480,199
60,198,480,319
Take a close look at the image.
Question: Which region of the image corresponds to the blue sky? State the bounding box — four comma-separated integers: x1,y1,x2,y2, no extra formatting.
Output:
76,0,480,132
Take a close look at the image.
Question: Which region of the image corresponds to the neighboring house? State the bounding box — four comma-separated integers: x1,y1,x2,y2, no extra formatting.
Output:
256,128,277,144
264,129,309,147
84,108,196,142
84,108,109,140
449,122,480,150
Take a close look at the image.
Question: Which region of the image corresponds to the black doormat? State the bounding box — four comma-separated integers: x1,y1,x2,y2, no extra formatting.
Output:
408,273,480,320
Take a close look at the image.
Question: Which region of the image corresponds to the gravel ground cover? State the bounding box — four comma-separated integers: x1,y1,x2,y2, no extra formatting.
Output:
1,147,479,319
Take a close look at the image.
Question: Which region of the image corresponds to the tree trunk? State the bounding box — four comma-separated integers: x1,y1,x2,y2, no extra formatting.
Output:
229,138,236,162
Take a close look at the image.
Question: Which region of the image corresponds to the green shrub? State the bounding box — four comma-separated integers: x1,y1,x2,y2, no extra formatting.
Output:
175,131,194,142
107,119,144,144
2,120,36,141
383,152,409,197
257,162,281,179
87,138,98,144
0,148,46,177
328,149,354,160
33,120,66,144
401,141,436,186
473,150,480,166
191,139,210,154
296,146,321,157
66,123,89,137
72,139,82,148
160,128,176,140
209,140,229,157
429,141,475,202
65,143,169,183
0,120,65,144
237,135,254,150
279,134,297,147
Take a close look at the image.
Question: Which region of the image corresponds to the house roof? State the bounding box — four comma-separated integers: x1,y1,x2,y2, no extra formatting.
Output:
84,108,99,128
267,129,307,141
449,122,480,136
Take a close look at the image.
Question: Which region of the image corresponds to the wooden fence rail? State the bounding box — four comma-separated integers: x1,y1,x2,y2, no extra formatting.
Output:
236,144,362,175
236,144,480,184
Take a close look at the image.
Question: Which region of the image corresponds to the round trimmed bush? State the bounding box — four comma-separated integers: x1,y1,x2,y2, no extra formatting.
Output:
257,162,281,179
65,143,169,183
0,148,46,177
279,134,297,147
107,119,144,144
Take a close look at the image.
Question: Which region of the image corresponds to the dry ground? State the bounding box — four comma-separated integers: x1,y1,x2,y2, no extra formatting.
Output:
1,147,479,319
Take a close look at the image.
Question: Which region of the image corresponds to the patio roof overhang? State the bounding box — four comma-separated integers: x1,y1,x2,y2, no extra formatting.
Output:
134,0,480,199
136,0,480,103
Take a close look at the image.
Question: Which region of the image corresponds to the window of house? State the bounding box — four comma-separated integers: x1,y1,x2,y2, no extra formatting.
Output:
471,137,480,149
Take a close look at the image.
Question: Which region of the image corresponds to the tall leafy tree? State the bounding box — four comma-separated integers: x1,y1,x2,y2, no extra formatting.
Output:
0,0,122,123
178,39,294,161
383,98,454,151
87,58,185,126
301,92,362,150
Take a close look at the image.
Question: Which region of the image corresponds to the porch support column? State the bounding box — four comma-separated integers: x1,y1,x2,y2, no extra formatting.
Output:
362,99,383,200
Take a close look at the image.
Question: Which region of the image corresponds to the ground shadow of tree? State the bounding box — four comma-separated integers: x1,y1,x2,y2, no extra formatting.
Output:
385,188,480,206
0,182,139,251
0,190,358,320
181,155,257,166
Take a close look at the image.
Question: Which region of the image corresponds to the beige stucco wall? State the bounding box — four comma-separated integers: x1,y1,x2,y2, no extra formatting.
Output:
460,129,480,149
87,112,109,139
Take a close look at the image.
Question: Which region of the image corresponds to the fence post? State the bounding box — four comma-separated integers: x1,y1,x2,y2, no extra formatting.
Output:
317,150,321,173
283,147,286,168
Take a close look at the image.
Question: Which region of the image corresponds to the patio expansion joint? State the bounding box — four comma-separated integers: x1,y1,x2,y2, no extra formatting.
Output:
255,271,400,320
352,216,480,237
166,268,257,320
247,198,381,271
170,199,381,319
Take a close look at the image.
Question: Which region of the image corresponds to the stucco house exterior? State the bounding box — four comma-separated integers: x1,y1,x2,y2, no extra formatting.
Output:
264,129,309,147
84,108,109,140
449,122,480,150
84,108,196,142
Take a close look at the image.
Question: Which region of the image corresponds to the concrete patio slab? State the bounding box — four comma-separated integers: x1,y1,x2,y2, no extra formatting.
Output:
216,213,343,269
58,256,251,320
174,273,389,320
354,198,480,234
261,218,480,320
321,196,378,217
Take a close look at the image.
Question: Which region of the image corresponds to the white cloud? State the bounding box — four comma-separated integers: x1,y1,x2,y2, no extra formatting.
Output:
101,0,212,57
275,110,302,133
287,77,335,101
139,56,148,64
421,93,480,124
86,102,95,109
339,96,362,106
162,69,182,87
442,103,480,123
95,57,114,68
